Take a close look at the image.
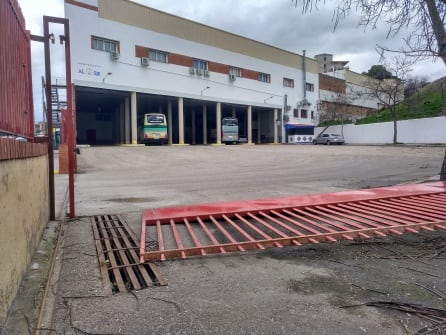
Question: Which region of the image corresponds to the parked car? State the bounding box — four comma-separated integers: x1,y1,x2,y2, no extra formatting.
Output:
313,133,345,145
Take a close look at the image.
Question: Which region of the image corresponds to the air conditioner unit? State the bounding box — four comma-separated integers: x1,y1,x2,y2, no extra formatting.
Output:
229,74,236,81
110,51,120,60
302,99,311,106
189,67,196,74
203,70,209,77
141,57,149,67
197,68,203,76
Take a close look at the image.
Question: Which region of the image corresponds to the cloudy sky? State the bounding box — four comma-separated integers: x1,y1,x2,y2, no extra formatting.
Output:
18,0,445,120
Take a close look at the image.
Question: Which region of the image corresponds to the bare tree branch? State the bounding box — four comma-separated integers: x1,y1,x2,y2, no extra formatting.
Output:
293,0,446,66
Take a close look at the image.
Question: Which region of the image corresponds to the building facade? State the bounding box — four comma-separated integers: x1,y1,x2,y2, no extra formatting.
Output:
64,0,320,145
318,69,380,122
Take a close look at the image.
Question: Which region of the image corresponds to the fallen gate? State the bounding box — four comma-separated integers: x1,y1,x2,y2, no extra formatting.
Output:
140,182,446,262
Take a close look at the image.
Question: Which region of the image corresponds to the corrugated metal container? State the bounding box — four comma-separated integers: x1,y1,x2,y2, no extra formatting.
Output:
0,0,34,140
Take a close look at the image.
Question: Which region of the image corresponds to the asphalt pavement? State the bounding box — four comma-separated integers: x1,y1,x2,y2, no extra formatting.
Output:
5,144,446,335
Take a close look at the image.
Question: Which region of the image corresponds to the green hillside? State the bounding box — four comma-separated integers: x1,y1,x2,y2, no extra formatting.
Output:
356,76,446,125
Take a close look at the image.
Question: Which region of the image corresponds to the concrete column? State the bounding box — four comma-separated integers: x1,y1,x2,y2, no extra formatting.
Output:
273,108,278,144
202,104,207,145
168,101,173,145
232,106,236,118
178,97,184,145
257,112,261,144
120,103,125,144
125,97,130,144
114,107,119,144
192,109,196,145
216,101,221,144
247,105,252,144
131,92,137,144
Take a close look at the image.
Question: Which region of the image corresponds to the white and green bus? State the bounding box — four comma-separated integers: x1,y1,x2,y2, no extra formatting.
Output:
141,113,168,145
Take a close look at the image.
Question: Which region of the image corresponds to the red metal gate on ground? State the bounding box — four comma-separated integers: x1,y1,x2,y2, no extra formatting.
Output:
140,182,446,262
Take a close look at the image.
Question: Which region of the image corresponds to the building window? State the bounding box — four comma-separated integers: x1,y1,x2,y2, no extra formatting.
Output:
306,83,314,92
293,108,299,118
149,49,168,63
229,67,242,77
259,72,271,83
301,109,308,118
92,36,119,53
311,111,315,119
193,59,208,70
283,78,294,88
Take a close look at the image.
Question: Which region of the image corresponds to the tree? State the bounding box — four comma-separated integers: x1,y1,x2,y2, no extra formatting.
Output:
364,56,411,144
293,0,446,66
404,76,429,98
318,90,360,135
363,65,393,80
441,151,446,180
293,0,446,179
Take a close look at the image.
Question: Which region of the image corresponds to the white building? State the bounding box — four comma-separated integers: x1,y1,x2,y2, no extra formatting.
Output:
314,53,349,74
64,0,320,145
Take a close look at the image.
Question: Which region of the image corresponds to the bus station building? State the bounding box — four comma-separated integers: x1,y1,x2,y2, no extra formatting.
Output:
64,0,320,146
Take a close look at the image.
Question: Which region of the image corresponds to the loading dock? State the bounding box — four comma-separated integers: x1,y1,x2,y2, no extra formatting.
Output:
75,86,282,146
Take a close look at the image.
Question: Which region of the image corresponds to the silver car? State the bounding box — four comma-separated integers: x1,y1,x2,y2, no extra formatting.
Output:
313,133,345,145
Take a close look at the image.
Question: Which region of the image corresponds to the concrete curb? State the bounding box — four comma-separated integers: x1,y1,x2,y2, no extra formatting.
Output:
35,184,69,335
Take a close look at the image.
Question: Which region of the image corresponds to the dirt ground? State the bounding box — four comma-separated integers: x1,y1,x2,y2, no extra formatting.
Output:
5,144,446,334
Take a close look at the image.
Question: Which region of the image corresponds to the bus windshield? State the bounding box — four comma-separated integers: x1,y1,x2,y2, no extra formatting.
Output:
222,118,238,126
146,114,165,124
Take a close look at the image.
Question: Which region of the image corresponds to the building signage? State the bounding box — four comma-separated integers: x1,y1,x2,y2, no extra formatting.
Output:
77,62,102,77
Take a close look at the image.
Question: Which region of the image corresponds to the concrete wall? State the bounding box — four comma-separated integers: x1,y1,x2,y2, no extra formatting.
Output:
0,156,49,327
315,116,446,144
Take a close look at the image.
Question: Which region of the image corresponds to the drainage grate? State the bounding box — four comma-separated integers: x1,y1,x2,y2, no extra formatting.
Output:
140,182,446,261
91,214,167,294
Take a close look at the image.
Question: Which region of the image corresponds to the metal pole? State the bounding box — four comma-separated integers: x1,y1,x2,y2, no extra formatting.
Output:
43,16,55,220
63,18,75,218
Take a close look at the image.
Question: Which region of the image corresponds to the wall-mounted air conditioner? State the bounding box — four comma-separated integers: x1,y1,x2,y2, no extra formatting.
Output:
229,74,236,81
110,51,120,60
189,67,195,74
141,57,149,67
302,99,311,106
297,99,312,107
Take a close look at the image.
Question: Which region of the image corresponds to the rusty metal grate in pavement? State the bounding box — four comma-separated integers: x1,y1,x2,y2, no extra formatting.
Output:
91,214,167,294
140,182,446,261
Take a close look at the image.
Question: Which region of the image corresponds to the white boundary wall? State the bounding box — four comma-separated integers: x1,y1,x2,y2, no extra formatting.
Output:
315,117,446,144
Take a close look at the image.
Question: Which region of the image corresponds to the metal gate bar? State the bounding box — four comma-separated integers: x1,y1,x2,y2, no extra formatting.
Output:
140,182,446,262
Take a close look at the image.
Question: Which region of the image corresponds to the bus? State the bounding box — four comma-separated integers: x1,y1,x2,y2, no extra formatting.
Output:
141,113,168,145
221,117,239,144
